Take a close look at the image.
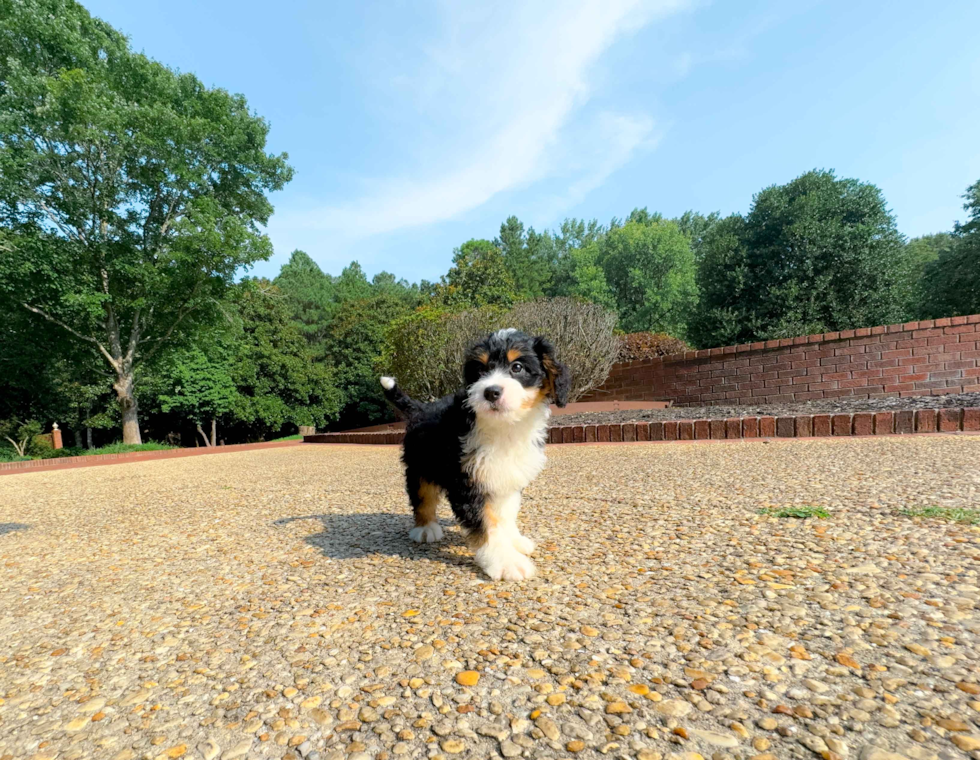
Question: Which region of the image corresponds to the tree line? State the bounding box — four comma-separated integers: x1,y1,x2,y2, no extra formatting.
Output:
1,0,978,452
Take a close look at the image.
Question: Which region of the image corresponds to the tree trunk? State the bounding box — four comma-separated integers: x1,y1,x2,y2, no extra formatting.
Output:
86,426,93,449
196,424,212,447
113,370,142,445
210,418,217,447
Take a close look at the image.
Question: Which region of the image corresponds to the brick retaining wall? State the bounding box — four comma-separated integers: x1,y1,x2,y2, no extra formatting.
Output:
582,315,980,407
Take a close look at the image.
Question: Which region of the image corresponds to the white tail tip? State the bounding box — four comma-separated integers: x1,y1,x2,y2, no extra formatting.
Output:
380,376,396,390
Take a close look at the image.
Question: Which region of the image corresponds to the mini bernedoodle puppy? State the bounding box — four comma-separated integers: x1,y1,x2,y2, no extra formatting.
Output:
380,328,570,581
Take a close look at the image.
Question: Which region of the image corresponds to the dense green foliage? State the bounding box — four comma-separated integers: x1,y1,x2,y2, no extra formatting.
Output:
1,0,976,453
273,254,421,429
688,170,915,347
601,219,697,335
144,281,341,444
0,0,291,443
434,239,518,309
918,182,980,319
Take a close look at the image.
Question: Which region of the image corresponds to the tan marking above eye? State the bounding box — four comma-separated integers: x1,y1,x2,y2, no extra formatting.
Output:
475,351,489,365
506,348,522,362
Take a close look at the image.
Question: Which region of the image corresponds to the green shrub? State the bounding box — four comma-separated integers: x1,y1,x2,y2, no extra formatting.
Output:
35,446,84,459
29,432,54,458
506,298,619,401
380,305,504,401
83,442,175,456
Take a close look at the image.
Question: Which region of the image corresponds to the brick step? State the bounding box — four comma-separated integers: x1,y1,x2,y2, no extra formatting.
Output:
304,407,980,445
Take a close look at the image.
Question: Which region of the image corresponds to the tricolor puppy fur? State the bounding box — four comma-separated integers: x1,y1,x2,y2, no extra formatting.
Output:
380,329,570,581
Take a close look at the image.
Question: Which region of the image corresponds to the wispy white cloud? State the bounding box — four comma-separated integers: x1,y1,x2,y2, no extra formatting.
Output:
527,111,664,224
278,0,693,240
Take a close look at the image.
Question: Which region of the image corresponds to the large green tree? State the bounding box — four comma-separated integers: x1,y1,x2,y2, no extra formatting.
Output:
224,281,340,439
919,180,980,319
0,288,110,447
145,281,341,443
904,232,953,317
674,210,721,263
434,239,517,308
600,218,697,335
546,218,606,299
0,0,292,443
325,290,418,428
273,250,337,350
154,344,238,447
559,242,615,309
274,255,419,428
494,216,553,300
688,170,913,348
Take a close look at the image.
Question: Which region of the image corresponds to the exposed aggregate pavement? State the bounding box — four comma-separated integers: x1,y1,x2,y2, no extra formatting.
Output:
1,437,979,760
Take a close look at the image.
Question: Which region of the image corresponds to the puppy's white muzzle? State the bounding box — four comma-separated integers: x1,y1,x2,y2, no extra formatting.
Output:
467,370,538,421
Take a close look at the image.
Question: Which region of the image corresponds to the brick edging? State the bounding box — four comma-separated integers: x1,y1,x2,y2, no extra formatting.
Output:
304,407,980,446
305,432,406,445
0,439,303,476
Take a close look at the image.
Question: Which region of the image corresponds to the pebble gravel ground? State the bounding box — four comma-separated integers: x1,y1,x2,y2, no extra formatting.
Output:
553,392,980,427
1,437,979,760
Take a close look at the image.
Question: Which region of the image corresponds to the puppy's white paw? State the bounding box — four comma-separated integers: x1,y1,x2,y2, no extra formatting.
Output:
512,534,536,556
476,543,536,581
409,522,444,544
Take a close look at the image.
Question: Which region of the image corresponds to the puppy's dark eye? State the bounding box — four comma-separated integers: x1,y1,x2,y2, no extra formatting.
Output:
511,362,524,374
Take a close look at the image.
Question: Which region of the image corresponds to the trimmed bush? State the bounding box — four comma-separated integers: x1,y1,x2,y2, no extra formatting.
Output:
618,332,690,362
380,298,619,403
506,298,619,402
380,306,505,402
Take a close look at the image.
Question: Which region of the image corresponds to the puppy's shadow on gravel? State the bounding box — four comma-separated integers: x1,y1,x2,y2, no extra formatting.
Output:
0,523,30,537
273,513,468,566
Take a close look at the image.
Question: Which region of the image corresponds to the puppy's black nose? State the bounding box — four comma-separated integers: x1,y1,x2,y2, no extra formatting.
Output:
484,385,503,403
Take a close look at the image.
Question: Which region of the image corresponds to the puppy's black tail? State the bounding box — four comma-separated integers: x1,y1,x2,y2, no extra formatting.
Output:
380,376,420,415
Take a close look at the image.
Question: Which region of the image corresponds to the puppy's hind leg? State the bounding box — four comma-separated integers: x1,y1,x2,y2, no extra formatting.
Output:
407,476,444,544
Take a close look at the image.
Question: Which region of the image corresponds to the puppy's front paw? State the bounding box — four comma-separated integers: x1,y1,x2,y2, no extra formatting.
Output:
476,543,536,581
512,534,536,556
498,552,536,581
409,522,444,544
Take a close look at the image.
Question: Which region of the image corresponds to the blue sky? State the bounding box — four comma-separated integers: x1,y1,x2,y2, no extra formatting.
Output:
84,0,980,283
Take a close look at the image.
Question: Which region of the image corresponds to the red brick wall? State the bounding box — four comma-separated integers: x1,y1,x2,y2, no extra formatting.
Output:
583,315,980,407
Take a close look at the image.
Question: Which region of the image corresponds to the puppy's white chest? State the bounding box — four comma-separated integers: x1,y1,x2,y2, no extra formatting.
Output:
463,412,548,496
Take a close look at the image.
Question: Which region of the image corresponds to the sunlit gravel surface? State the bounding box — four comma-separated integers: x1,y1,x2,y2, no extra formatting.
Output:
1,437,979,760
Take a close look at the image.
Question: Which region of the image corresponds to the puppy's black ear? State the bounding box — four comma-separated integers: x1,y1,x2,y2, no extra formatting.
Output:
533,336,571,407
